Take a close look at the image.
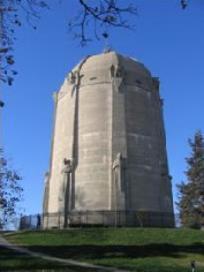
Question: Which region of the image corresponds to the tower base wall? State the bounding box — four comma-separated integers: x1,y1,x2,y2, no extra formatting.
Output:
43,210,175,229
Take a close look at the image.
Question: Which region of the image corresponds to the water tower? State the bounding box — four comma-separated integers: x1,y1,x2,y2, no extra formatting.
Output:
43,51,174,228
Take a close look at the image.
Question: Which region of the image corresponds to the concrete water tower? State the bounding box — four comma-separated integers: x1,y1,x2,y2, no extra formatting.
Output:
43,51,174,228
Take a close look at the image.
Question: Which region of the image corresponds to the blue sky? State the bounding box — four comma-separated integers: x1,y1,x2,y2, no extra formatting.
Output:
1,0,204,214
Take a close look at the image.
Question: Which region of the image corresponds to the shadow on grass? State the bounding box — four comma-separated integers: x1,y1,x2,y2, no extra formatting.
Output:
0,246,96,271
1,242,204,271
21,243,204,259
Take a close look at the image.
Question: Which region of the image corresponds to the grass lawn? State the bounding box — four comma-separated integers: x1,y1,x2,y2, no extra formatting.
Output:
4,228,204,272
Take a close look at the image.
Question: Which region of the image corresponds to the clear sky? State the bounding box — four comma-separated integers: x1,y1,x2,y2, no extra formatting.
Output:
1,0,204,215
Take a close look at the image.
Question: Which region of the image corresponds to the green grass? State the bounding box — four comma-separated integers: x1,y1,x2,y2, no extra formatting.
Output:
5,227,204,245
4,228,204,271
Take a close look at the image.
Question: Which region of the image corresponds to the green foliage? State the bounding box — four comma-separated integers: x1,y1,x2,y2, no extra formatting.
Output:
0,148,23,229
177,130,204,228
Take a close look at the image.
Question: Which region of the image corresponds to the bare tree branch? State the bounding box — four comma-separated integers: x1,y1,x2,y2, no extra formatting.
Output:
69,0,137,46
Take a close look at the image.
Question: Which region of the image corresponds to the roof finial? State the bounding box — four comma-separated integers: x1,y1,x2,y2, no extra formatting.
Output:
102,31,113,53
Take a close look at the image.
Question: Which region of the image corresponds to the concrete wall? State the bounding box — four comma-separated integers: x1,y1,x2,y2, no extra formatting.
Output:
74,83,111,210
47,81,75,213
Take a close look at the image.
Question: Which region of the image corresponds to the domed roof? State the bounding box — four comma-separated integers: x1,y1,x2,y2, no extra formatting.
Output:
72,51,151,78
65,51,154,90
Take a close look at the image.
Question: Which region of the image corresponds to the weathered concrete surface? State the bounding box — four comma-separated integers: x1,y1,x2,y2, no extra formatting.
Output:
43,51,174,228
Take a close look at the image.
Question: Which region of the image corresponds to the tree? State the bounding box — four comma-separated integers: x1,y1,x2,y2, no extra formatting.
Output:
0,0,48,86
177,130,204,228
0,0,190,86
0,148,23,229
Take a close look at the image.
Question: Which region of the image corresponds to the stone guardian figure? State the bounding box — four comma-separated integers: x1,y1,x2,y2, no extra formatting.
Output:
112,153,126,210
112,153,126,226
60,158,73,228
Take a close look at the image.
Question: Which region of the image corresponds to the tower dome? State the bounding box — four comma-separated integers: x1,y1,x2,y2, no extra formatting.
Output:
43,51,174,228
73,51,151,76
70,51,152,91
